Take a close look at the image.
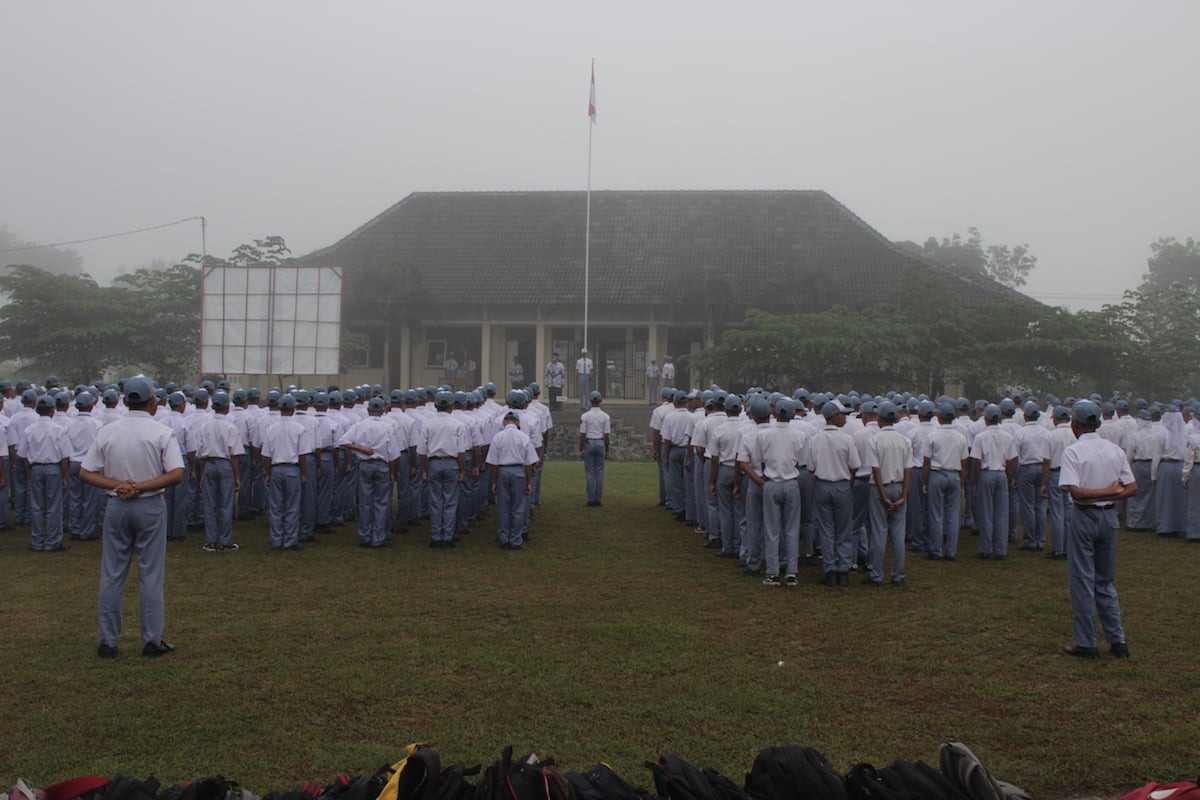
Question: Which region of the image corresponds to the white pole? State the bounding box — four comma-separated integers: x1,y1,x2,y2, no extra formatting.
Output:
584,58,594,358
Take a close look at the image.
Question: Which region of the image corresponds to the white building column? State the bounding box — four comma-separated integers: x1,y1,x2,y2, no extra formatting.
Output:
480,322,492,386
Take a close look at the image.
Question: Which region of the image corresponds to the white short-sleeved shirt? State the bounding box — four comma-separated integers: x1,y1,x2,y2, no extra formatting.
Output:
196,415,245,460
486,425,539,467
261,416,306,465
970,425,1019,471
20,416,71,463
419,412,468,458
580,407,611,439
867,428,912,485
747,422,804,482
924,425,969,471
808,425,861,481
1059,432,1135,505
81,411,185,494
339,416,396,462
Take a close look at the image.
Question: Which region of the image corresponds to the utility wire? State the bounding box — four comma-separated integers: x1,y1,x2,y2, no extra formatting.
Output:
0,216,204,254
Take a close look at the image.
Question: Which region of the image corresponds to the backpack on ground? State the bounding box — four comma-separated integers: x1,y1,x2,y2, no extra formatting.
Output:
744,745,847,800
565,763,657,800
886,760,971,800
646,753,745,800
474,746,571,800
844,763,910,800
937,742,1032,800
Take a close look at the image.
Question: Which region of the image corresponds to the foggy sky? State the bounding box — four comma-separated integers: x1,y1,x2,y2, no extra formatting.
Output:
2,2,1197,311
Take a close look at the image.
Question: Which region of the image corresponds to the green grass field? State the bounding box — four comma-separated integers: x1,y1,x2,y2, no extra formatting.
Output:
2,461,1197,798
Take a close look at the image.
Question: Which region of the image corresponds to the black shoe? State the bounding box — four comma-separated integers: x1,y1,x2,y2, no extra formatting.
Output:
1018,544,1039,551
1110,642,1130,658
742,566,760,576
142,640,176,657
358,541,373,548
837,572,849,587
975,552,992,560
891,578,905,586
284,544,302,551
863,578,883,587
703,539,722,549
926,553,943,561
429,540,442,548
46,543,68,552
97,643,119,659
714,550,738,558
1062,645,1099,659
820,571,837,587
802,554,816,567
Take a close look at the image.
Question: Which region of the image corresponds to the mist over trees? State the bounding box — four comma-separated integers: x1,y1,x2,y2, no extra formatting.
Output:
1,225,1198,400
691,232,1198,399
0,225,83,276
0,237,292,384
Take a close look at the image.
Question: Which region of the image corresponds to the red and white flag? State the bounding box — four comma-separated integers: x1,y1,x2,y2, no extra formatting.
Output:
588,61,597,124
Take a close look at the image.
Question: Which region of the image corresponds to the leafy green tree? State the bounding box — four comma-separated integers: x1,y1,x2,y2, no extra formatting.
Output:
0,266,127,381
1136,237,1200,295
900,227,1038,289
112,260,202,382
342,260,439,388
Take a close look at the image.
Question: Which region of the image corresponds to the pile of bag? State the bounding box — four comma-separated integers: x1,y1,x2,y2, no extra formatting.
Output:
5,741,1198,800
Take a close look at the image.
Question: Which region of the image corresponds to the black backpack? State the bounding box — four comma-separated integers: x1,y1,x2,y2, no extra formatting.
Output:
845,763,911,800
646,753,747,800
744,745,848,800
99,775,161,800
475,746,571,800
885,761,971,800
566,764,657,800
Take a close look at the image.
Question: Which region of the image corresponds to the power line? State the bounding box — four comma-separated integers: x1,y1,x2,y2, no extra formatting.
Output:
0,216,205,254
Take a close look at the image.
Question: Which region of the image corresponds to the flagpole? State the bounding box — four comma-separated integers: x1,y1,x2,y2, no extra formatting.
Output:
584,58,594,361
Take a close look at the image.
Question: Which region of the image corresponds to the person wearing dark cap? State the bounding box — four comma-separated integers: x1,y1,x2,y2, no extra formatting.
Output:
20,394,71,551
970,404,1019,560
80,376,185,658
1045,405,1076,560
864,401,912,585
162,392,191,540
7,388,39,526
579,390,611,506
922,404,970,561
1059,400,1137,659
64,392,103,540
260,394,308,551
339,395,397,548
706,394,745,557
1125,407,1161,531
809,400,862,587
1014,401,1051,553
419,391,469,548
196,392,244,552
746,397,805,586
487,411,539,549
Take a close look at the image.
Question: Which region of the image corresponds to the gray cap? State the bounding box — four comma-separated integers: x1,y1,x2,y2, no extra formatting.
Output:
821,400,847,420
748,396,771,421
35,394,55,410
368,396,386,412
1053,405,1071,421
877,401,899,423
984,403,1002,422
211,391,230,409
124,377,155,404
589,390,602,403
775,398,796,421
279,394,297,411
1073,400,1101,425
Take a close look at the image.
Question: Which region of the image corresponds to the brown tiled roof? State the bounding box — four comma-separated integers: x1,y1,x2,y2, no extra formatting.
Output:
298,190,1030,309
